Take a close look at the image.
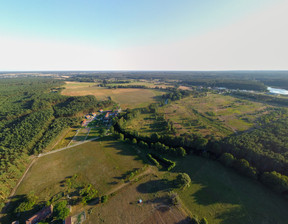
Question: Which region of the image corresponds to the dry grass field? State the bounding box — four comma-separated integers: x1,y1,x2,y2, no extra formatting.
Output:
62,81,166,109
84,172,189,224
15,139,146,200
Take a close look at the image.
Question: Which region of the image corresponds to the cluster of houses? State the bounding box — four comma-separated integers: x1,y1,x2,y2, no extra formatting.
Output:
81,108,121,126
81,112,97,126
102,108,121,122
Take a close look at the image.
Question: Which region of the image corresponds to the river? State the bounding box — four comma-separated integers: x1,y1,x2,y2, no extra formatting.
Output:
267,87,288,95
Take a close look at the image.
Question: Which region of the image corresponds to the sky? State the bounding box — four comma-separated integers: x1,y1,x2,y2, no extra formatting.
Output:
0,0,287,71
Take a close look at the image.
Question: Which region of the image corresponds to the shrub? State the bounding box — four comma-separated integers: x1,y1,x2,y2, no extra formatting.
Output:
101,195,108,203
175,173,191,190
200,217,208,224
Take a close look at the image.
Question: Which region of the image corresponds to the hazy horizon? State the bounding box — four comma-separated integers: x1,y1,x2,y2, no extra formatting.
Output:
1,0,287,71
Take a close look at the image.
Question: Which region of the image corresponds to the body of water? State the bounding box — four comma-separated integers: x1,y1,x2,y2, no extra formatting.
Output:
268,87,288,95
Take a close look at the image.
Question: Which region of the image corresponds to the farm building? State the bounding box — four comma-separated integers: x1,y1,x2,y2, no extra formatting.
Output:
82,119,87,126
25,205,53,224
64,216,72,224
104,112,110,120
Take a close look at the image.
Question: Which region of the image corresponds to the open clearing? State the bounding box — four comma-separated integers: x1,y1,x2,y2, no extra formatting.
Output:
125,93,270,138
159,93,269,137
174,155,288,224
15,139,145,201
124,112,168,137
62,81,166,109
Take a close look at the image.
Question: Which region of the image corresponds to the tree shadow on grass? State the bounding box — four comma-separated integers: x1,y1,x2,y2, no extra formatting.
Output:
214,206,254,224
136,179,174,194
176,217,197,224
104,141,146,163
171,155,288,224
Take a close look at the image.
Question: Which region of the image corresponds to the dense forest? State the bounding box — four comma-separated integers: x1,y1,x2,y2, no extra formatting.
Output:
0,78,112,209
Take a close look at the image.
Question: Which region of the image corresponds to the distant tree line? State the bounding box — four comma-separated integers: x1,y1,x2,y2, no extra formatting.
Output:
107,85,148,89
181,79,267,91
232,91,288,107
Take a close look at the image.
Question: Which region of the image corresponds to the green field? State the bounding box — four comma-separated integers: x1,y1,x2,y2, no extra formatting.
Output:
125,93,270,138
62,81,166,109
15,139,145,199
124,112,168,137
161,93,269,137
174,155,288,224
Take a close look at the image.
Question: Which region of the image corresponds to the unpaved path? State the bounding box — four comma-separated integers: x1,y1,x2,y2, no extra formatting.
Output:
38,136,99,158
2,137,100,214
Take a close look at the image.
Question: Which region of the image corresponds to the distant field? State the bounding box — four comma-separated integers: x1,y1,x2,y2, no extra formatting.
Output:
106,79,174,89
124,93,269,138
124,112,168,137
160,93,269,137
174,155,288,224
62,81,166,109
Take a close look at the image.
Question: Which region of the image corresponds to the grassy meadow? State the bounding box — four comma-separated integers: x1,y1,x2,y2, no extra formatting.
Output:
62,81,166,109
124,112,168,137
174,155,288,224
15,139,145,199
124,93,270,138
160,93,270,137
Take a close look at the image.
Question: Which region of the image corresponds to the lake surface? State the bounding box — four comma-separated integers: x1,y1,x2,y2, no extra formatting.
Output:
268,87,288,95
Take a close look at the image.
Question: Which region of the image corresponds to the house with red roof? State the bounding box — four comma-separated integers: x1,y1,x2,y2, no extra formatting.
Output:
25,205,53,224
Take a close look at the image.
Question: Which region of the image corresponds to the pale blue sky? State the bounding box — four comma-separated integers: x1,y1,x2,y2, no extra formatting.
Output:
0,0,287,70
